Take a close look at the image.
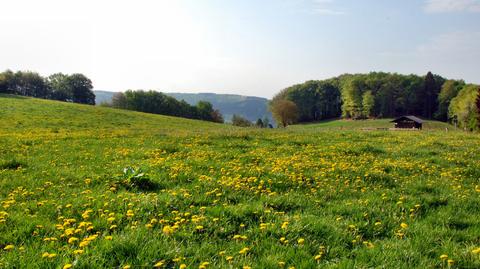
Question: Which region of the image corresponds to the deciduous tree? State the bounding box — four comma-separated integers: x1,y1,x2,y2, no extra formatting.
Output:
270,99,299,127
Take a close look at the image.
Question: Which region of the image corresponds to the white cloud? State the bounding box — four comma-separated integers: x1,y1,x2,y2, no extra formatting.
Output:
311,0,345,15
424,0,480,13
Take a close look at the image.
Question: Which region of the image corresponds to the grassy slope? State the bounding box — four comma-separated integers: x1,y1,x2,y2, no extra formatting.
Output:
291,118,452,131
1,95,480,268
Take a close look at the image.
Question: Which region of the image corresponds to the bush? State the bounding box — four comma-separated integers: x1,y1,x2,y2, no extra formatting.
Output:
231,114,252,127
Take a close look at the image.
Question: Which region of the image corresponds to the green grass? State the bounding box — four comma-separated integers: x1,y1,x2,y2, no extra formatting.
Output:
1,94,480,268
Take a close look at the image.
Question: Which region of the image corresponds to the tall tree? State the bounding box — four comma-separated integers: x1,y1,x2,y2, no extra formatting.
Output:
47,73,71,101
449,84,479,131
476,87,480,129
67,74,95,105
423,71,437,118
362,90,374,118
196,101,214,121
435,80,465,121
270,99,299,127
12,71,48,98
111,92,128,109
210,109,224,123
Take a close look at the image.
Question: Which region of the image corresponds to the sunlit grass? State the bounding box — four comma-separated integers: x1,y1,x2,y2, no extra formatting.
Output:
1,95,479,268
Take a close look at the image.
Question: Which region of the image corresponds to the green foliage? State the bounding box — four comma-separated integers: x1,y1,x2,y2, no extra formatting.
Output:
476,88,480,129
118,90,223,123
435,80,465,121
231,114,252,127
274,80,341,122
270,99,299,127
362,90,374,118
0,70,95,105
274,72,451,122
449,84,480,131
119,167,156,191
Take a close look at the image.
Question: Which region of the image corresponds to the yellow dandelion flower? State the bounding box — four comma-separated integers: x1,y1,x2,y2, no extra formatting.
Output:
154,260,165,267
163,225,173,235
239,247,250,254
3,245,14,251
63,264,73,269
440,254,448,260
68,237,79,244
297,238,305,245
179,264,187,269
400,223,408,229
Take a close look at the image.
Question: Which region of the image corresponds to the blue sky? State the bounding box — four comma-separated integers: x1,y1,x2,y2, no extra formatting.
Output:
1,0,479,98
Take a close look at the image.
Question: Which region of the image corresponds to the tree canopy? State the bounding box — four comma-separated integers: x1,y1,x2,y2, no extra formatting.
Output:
0,70,95,105
270,99,299,127
111,90,224,123
271,72,463,122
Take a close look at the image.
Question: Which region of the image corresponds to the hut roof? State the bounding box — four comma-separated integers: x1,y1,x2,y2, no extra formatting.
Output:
390,116,424,124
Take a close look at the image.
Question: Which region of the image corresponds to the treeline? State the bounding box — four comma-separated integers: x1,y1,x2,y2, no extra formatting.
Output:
272,72,480,130
0,70,95,105
108,90,224,123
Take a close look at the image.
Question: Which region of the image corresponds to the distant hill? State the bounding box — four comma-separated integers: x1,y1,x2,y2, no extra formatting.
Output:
94,90,116,105
93,91,272,122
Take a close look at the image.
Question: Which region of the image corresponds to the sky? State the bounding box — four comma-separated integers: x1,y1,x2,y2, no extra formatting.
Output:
1,0,479,98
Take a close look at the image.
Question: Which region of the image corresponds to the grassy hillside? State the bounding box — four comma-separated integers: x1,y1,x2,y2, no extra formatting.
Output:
1,95,480,268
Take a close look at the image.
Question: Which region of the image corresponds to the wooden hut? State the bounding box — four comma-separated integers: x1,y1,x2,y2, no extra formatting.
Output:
391,116,423,129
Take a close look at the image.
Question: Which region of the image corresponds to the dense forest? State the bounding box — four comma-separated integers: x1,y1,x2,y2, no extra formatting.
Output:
273,72,480,130
0,70,95,105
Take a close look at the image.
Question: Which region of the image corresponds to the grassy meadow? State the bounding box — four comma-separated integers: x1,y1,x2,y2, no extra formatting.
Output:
1,94,480,268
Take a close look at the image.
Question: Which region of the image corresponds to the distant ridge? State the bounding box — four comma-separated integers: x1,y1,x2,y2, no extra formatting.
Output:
94,90,272,122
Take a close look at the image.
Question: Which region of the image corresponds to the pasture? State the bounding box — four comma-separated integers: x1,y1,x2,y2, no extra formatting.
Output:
1,95,479,268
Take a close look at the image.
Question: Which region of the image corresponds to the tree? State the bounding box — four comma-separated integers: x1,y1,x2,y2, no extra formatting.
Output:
274,80,341,122
47,73,71,101
423,71,437,118
68,74,95,105
210,109,224,123
477,87,480,129
270,99,299,127
12,71,48,98
262,116,270,128
362,90,374,118
341,78,364,119
0,74,7,93
111,92,128,109
435,80,465,121
196,101,214,121
449,84,479,131
255,118,264,128
231,114,252,127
